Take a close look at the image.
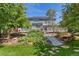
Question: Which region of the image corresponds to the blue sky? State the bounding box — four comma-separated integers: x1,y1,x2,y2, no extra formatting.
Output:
24,3,63,23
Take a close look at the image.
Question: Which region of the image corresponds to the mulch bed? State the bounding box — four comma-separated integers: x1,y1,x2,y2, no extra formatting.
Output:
0,37,19,45
0,33,26,45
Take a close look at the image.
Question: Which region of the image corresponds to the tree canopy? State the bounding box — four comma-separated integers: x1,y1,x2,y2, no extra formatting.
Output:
46,8,56,32
60,4,79,32
46,8,55,21
0,3,31,38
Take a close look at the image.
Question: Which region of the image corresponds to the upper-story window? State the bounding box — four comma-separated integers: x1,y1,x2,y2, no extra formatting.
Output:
32,23,42,28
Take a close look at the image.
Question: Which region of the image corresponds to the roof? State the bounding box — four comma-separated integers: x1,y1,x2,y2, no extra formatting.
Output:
29,16,55,21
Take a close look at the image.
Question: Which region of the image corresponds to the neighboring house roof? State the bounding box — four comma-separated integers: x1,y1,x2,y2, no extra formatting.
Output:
29,16,55,21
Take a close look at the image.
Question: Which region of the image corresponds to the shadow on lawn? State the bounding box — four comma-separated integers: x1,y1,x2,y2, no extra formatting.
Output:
0,45,4,48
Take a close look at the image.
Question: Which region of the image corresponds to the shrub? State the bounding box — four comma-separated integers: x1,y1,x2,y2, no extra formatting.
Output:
27,30,44,43
34,40,53,56
18,36,28,45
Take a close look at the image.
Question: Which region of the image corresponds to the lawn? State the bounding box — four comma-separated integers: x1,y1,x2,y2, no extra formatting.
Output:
0,40,79,56
0,45,37,56
56,40,79,56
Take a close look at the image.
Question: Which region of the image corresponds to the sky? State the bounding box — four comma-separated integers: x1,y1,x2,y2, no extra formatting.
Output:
24,3,63,23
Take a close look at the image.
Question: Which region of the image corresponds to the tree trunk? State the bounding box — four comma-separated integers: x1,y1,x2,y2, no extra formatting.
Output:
7,33,10,39
0,29,1,38
6,29,11,39
2,30,7,39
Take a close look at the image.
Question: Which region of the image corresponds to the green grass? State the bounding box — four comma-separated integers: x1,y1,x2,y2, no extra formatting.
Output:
67,40,79,47
0,40,79,56
55,40,79,56
0,45,37,56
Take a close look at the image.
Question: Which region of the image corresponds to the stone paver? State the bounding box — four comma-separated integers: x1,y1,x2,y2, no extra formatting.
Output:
74,49,79,52
61,45,70,49
48,50,56,54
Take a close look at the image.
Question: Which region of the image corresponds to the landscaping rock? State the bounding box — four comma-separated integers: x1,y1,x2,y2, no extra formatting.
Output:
51,47,60,53
54,47,59,50
61,45,70,49
74,49,79,52
11,37,19,44
51,47,59,50
56,50,60,53
74,36,79,40
0,37,19,45
48,50,56,54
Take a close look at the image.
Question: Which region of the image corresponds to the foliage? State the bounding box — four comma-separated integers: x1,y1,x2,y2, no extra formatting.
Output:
0,3,31,38
26,30,55,55
26,30,44,43
35,40,79,56
19,35,29,46
46,8,55,20
34,40,54,56
60,4,79,33
19,30,44,46
19,35,27,42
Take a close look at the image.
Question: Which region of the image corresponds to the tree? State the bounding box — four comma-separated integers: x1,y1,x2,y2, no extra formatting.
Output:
46,9,56,32
0,3,31,39
60,4,79,33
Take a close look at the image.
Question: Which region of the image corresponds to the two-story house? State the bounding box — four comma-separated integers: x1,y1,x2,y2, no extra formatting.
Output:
29,16,67,36
29,16,54,32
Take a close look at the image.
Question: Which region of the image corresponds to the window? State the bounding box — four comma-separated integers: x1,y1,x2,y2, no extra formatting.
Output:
32,23,42,28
